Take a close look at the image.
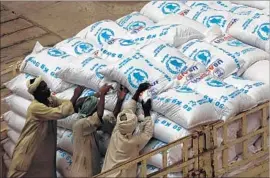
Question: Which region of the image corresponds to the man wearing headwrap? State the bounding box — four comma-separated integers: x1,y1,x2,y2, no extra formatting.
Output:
70,84,128,177
101,83,154,177
8,76,84,178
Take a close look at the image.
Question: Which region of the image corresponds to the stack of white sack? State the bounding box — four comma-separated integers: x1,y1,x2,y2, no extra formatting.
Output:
140,1,191,22
1,138,15,159
231,1,270,10
19,42,74,93
3,153,12,170
116,11,155,34
179,38,245,78
242,60,269,85
227,13,270,52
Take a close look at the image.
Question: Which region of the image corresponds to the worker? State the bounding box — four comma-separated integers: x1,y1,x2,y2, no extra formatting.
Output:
70,84,128,177
8,76,84,178
101,82,154,177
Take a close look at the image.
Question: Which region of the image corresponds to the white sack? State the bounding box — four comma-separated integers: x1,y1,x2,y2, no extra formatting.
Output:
104,92,133,112
57,130,73,154
187,75,257,120
179,39,244,78
224,75,270,105
228,13,270,52
186,1,232,11
232,1,270,10
4,73,34,100
131,24,205,48
100,52,172,94
140,139,167,169
57,113,80,130
55,57,115,91
56,149,72,177
3,153,12,169
57,127,66,139
186,6,237,33
2,139,15,158
242,60,269,85
54,87,76,100
55,37,99,57
116,11,155,33
76,20,128,47
20,42,74,93
140,1,191,22
210,34,270,72
229,4,266,16
140,39,197,78
152,85,220,129
3,95,31,117
3,111,26,133
56,171,63,178
7,128,20,144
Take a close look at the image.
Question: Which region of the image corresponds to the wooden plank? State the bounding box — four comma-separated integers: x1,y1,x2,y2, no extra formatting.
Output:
0,10,18,23
1,26,47,48
1,33,61,62
1,56,23,72
1,18,33,36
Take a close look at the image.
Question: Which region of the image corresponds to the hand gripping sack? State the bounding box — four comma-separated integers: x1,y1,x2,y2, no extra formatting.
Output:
76,20,128,47
179,39,244,78
100,52,171,94
4,73,35,101
242,60,269,85
7,128,20,144
152,85,220,129
55,37,99,58
3,111,26,133
224,75,270,105
20,42,74,93
140,1,191,22
186,6,237,33
131,24,205,48
140,139,167,169
186,1,232,11
56,150,73,177
116,11,155,34
232,1,270,10
57,130,73,154
209,34,270,72
55,56,115,91
3,95,31,117
187,75,257,120
139,39,197,78
227,13,270,52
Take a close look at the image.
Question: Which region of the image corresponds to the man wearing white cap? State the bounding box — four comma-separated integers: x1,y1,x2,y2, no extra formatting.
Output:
8,76,84,178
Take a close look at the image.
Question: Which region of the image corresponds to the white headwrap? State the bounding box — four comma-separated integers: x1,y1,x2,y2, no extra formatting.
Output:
26,76,43,95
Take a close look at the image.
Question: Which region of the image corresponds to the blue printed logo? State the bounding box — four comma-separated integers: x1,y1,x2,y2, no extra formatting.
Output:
257,23,270,41
166,57,187,74
162,2,180,14
48,48,66,57
178,86,194,93
119,39,135,46
95,64,106,79
193,2,208,8
128,69,148,88
74,42,94,55
98,28,115,45
227,39,247,47
194,50,211,66
145,25,162,31
207,79,225,87
128,21,146,31
205,15,225,28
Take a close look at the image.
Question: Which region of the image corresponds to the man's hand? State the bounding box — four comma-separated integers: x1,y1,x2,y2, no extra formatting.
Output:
118,86,129,101
74,86,86,96
142,99,152,117
99,84,113,96
136,82,151,94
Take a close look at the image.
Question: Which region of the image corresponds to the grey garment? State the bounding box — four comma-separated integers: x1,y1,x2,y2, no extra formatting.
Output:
96,130,111,156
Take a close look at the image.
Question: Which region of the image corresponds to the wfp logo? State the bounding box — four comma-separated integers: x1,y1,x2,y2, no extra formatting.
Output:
206,79,225,87
119,39,135,46
162,2,180,14
257,23,269,41
128,21,146,31
74,42,94,55
128,68,148,88
48,48,66,57
227,39,247,47
205,15,225,28
194,50,211,66
177,86,194,93
95,64,106,79
98,28,115,45
166,57,187,74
